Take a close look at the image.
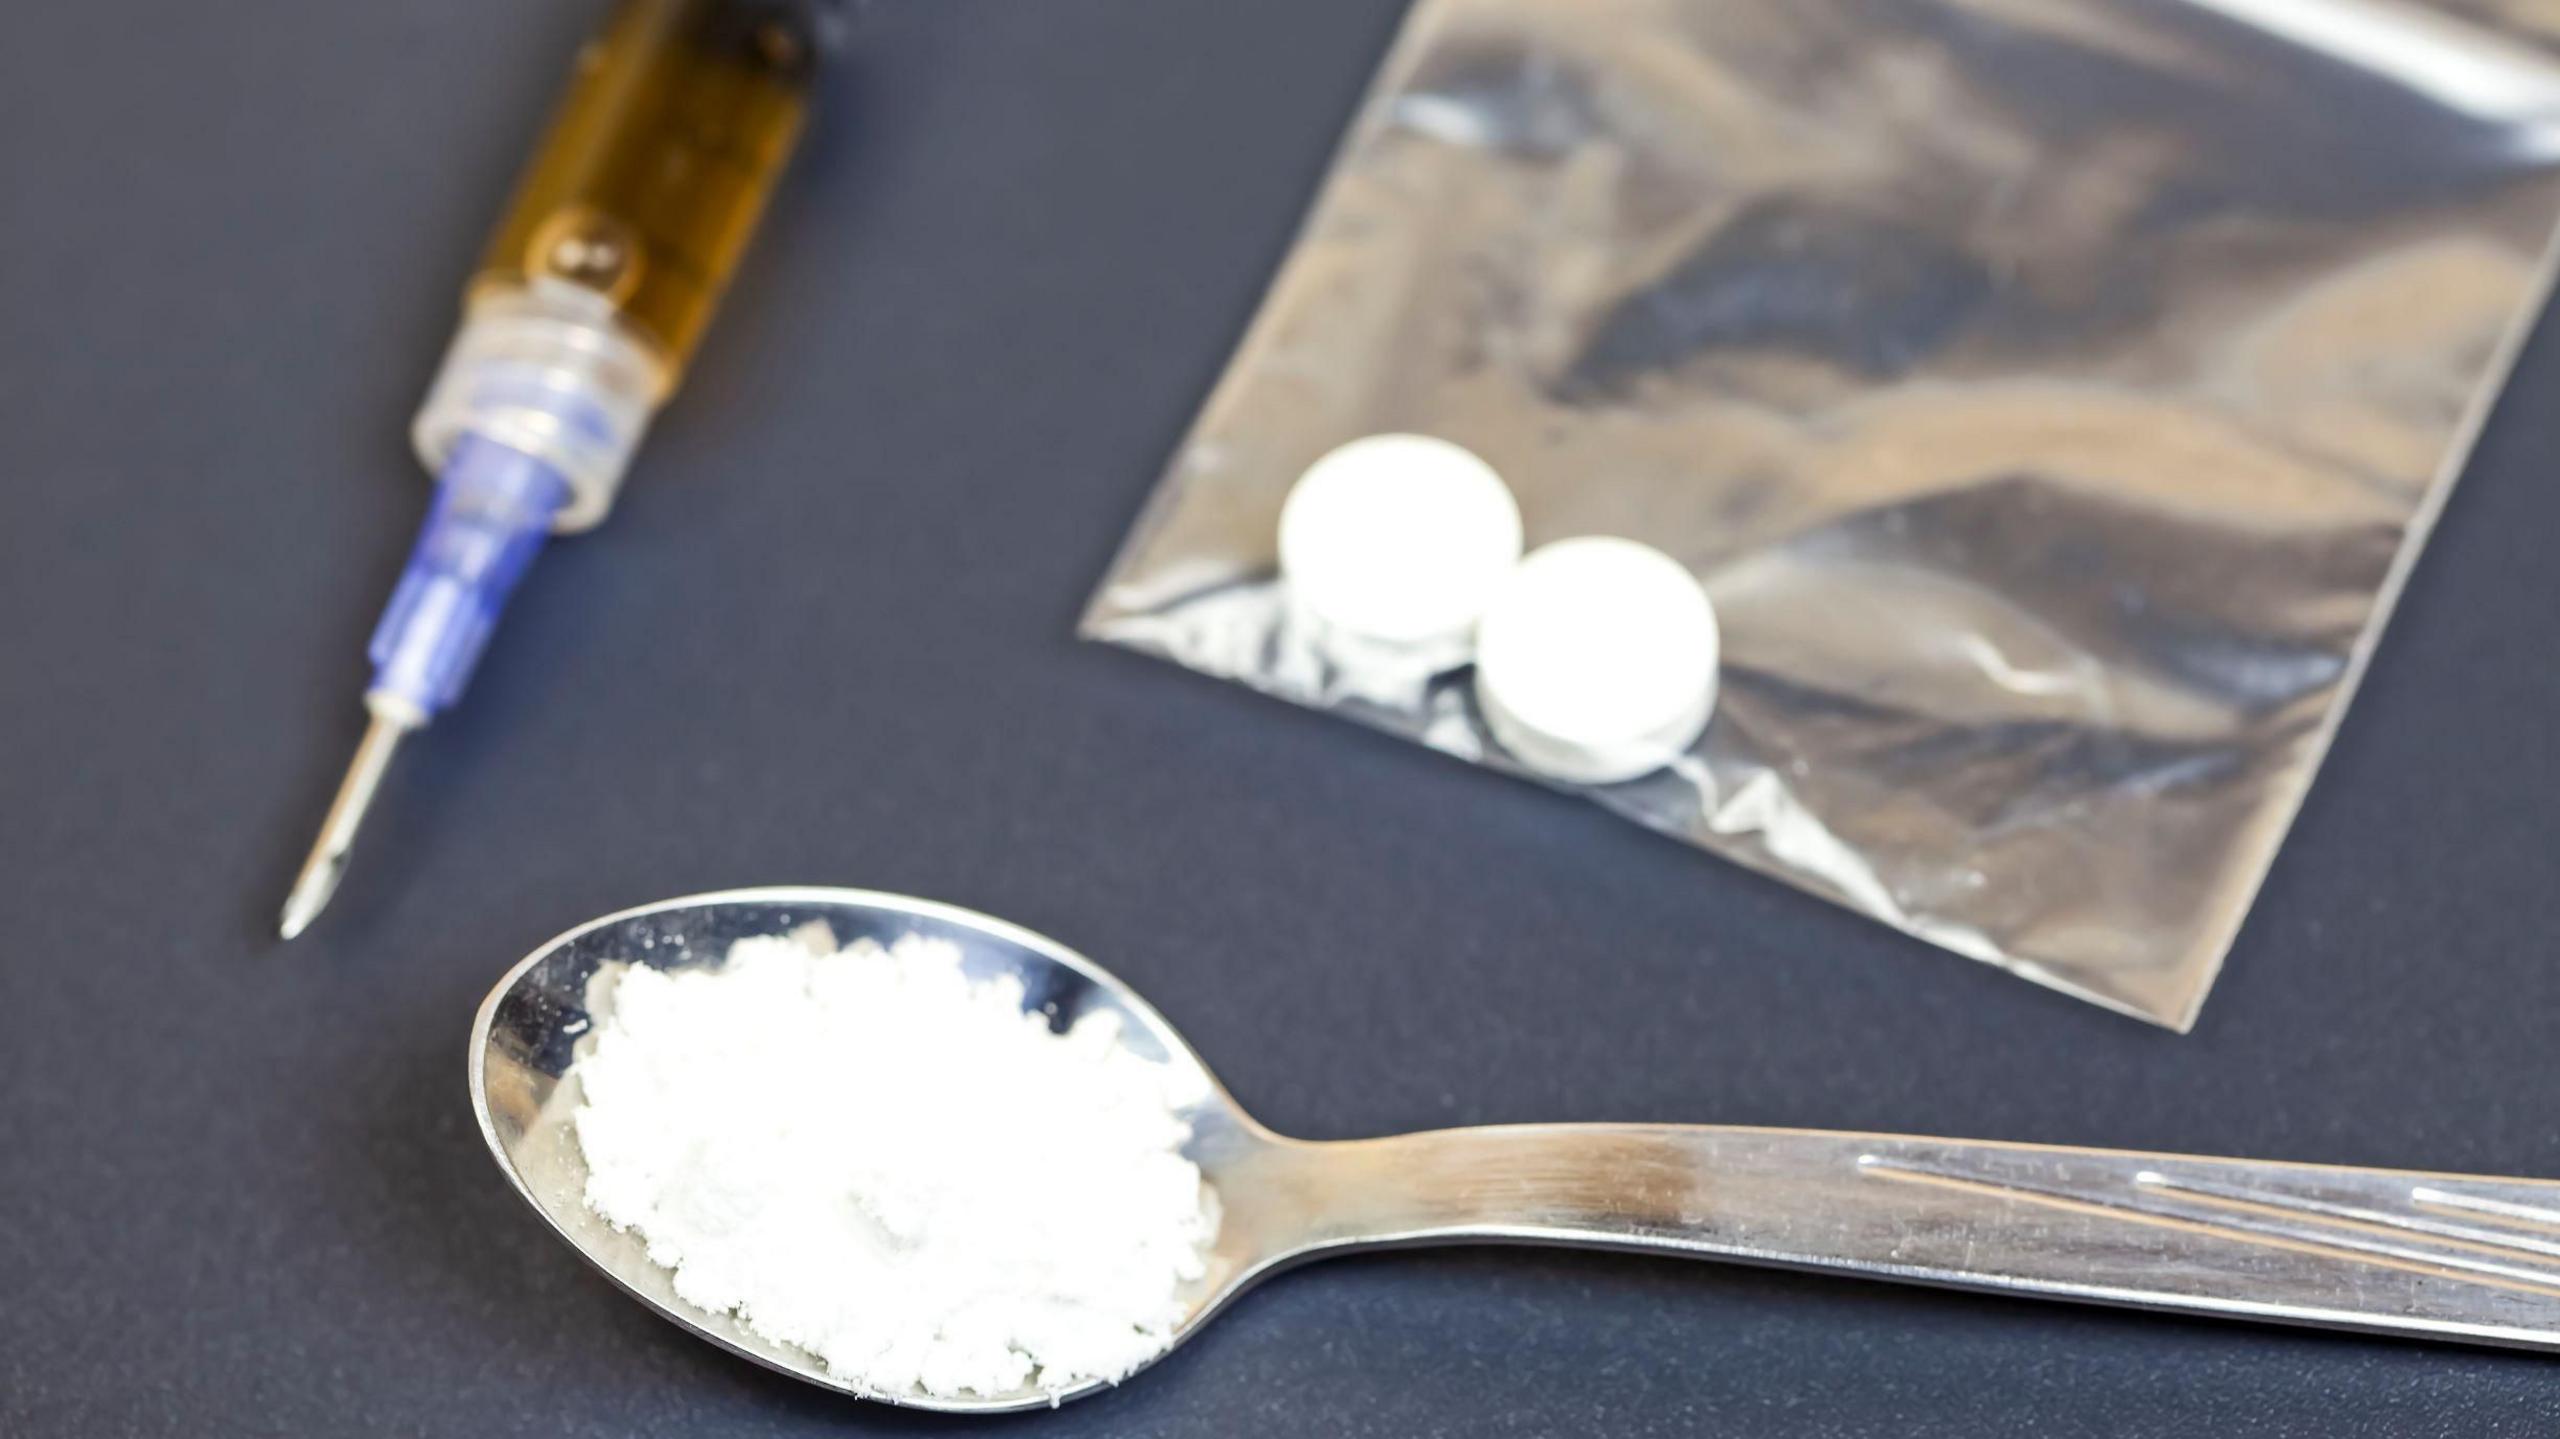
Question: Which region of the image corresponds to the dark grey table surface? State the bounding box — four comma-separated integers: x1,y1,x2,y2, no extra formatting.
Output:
5,2,2558,1434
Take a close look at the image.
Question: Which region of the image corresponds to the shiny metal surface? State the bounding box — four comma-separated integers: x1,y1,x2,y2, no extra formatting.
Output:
470,890,2560,1412
278,709,411,940
1081,0,2560,1026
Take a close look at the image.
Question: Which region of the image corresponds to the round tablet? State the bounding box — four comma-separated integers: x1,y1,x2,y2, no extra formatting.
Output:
1474,537,1720,785
1278,434,1523,651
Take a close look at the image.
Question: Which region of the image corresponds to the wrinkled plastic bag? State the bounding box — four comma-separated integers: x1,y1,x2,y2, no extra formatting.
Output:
1084,0,2560,1026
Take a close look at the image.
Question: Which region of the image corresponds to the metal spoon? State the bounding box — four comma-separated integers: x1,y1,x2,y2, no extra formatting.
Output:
469,887,2560,1412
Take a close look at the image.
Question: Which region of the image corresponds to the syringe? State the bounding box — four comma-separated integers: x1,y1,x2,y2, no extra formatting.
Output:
281,0,845,939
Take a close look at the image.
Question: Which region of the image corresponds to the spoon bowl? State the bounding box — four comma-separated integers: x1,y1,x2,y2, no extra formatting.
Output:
473,888,2560,1413
469,887,1309,1413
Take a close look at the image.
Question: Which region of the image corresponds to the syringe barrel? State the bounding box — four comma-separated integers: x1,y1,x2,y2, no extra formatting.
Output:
475,0,830,380
413,0,840,531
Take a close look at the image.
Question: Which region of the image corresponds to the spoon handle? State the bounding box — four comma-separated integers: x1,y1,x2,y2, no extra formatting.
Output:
1303,1126,2560,1350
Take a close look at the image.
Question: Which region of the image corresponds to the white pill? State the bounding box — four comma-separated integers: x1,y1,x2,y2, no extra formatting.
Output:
1279,434,1524,651
1474,537,1720,785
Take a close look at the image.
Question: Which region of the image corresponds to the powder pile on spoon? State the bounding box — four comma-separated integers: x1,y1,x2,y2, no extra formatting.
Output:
570,931,1218,1399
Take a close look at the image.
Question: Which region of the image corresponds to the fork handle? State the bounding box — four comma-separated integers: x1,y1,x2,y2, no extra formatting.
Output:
1292,1125,2560,1350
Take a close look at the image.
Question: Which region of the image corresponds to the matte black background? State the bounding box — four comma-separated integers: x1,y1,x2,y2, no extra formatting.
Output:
4,2,2556,1434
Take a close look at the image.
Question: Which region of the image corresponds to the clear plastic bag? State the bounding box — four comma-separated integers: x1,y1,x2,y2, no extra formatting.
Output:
1083,0,2560,1027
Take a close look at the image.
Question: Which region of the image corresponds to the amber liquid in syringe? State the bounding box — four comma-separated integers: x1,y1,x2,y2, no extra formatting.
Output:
477,0,820,382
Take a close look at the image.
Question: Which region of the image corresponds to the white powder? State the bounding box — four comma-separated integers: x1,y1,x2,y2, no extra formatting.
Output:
570,931,1218,1399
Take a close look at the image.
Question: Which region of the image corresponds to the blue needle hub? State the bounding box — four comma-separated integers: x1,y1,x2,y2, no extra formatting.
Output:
366,434,571,722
